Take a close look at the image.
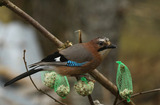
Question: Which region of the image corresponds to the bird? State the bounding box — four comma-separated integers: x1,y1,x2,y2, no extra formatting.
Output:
4,37,116,87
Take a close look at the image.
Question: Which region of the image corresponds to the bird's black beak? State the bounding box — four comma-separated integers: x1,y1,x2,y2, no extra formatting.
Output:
106,43,117,49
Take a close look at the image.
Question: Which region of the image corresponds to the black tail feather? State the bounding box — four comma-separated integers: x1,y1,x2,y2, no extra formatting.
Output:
4,69,42,87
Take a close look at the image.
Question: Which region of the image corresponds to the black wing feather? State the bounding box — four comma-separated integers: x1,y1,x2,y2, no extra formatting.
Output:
41,51,68,62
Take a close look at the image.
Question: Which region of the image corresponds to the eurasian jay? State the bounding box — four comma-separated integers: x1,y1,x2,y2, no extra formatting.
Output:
4,37,116,87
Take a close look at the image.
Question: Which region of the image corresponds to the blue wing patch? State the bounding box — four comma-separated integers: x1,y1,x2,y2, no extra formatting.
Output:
66,60,87,67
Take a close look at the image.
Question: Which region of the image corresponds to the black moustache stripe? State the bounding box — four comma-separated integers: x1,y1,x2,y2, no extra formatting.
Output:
98,46,107,52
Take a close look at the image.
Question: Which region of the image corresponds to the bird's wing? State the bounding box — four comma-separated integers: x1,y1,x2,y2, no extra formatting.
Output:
59,43,93,63
29,44,93,68
29,51,68,68
29,61,67,68
41,51,68,62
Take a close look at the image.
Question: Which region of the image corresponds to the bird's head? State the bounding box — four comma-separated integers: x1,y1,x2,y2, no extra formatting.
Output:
91,37,116,56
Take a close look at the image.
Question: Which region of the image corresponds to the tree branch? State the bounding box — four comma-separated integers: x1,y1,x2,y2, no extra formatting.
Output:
0,0,135,105
116,88,160,105
77,30,82,43
90,69,117,95
113,91,119,105
88,95,94,105
23,50,67,105
131,88,160,98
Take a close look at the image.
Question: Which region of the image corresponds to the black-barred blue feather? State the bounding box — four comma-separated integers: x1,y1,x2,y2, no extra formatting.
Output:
66,60,87,67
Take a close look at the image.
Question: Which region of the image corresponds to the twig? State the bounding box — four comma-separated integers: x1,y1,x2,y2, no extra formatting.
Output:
75,30,82,43
78,30,82,43
113,91,119,105
88,95,94,105
90,69,118,95
116,88,160,105
131,88,160,98
22,50,67,105
0,1,135,105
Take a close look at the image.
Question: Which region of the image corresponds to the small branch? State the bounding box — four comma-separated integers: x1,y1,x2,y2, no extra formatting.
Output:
116,88,160,105
23,50,67,105
88,95,94,105
90,69,118,95
131,88,160,98
78,30,82,43
23,50,39,91
0,0,63,47
75,30,82,43
113,91,119,105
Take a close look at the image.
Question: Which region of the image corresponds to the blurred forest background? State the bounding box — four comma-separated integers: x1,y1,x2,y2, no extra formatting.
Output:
0,0,159,105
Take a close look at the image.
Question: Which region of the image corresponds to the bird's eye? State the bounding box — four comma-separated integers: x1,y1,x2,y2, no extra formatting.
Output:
99,41,104,46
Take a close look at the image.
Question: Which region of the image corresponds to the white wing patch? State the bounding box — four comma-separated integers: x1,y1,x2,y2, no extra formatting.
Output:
54,56,61,61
